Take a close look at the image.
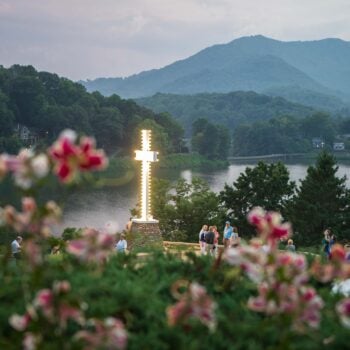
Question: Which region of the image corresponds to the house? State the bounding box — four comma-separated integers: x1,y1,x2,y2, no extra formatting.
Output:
333,142,345,151
312,138,325,149
15,124,38,145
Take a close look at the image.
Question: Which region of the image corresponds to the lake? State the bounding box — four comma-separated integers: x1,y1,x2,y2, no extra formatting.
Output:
61,161,350,231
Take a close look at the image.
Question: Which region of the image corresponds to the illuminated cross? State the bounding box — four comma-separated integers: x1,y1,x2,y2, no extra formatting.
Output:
133,129,159,222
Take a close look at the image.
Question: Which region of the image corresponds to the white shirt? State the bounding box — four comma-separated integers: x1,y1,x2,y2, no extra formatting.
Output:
11,240,21,255
116,239,127,252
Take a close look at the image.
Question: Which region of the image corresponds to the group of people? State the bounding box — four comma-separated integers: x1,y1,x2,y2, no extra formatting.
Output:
198,221,240,256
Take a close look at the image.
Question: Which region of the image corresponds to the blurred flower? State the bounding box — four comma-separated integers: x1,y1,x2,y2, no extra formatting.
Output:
49,129,108,183
2,150,49,189
0,197,61,236
23,332,41,350
247,207,291,247
167,281,216,331
0,155,7,179
336,298,350,328
34,289,54,319
76,317,127,350
67,228,115,264
9,313,31,331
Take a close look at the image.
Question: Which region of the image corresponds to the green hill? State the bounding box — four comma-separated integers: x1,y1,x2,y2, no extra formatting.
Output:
0,65,184,154
135,91,316,131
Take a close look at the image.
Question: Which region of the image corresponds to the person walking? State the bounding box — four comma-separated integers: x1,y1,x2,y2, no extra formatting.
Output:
199,225,208,255
11,236,22,260
205,226,215,256
223,221,233,248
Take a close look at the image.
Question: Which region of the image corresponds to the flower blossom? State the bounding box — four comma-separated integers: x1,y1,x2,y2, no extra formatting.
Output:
336,298,350,328
1,150,49,189
247,207,291,248
23,332,41,350
0,197,61,236
49,129,108,183
166,281,217,331
227,208,324,331
66,228,116,264
310,244,350,283
76,317,127,350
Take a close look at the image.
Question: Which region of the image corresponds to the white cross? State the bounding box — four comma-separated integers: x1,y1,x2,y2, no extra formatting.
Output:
134,130,158,222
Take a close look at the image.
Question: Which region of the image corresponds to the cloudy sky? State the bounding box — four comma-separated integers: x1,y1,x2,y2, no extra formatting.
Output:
0,0,350,80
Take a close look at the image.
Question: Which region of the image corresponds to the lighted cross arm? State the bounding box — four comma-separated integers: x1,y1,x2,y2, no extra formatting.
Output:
135,150,158,162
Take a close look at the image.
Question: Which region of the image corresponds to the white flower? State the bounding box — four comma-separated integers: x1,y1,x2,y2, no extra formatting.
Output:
31,154,49,178
59,129,77,142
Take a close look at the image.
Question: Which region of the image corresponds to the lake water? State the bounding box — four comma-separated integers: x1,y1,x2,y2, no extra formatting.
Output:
62,162,350,231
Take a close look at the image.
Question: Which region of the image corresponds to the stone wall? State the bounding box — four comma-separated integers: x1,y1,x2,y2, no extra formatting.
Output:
128,221,163,251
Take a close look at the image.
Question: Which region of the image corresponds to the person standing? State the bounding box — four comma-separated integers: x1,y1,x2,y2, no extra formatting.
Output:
286,239,296,252
230,227,240,247
213,226,220,256
322,229,331,258
199,225,208,255
205,226,215,256
11,236,22,260
116,234,128,253
223,221,233,248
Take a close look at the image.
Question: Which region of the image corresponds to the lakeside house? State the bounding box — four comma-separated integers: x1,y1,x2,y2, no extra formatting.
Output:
333,142,345,151
312,138,325,149
15,124,38,146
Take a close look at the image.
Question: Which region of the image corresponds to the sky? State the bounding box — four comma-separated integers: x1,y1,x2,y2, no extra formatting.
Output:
0,0,350,80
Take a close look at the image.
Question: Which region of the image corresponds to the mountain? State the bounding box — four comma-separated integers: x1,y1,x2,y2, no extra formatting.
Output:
135,91,316,131
81,35,350,102
263,85,348,111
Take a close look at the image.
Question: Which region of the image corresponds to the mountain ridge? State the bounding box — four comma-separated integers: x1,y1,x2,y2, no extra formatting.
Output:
81,35,350,103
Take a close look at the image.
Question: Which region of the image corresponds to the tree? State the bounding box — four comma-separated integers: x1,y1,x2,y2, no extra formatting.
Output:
152,177,225,242
220,162,295,237
288,152,350,245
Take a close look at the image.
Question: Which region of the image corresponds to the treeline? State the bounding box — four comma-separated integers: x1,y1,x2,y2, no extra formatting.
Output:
232,112,350,156
153,152,350,246
136,91,315,131
0,65,185,154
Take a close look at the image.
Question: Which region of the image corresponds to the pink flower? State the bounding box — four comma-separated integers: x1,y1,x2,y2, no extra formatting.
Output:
23,332,41,350
67,228,116,264
53,280,71,294
76,317,127,350
247,207,291,248
9,313,31,331
336,298,350,328
166,281,217,331
2,150,49,189
34,289,54,319
58,304,84,328
330,244,346,262
49,130,108,183
0,155,7,179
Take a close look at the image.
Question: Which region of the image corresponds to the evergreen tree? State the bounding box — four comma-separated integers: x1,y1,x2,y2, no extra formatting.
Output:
220,162,295,237
288,152,350,246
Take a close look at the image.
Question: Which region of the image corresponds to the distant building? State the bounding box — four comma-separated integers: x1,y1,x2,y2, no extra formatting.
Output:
333,142,345,151
312,138,325,149
15,124,38,145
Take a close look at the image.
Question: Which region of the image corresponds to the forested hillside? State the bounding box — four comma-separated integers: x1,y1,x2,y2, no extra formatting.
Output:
136,91,315,131
0,65,184,154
